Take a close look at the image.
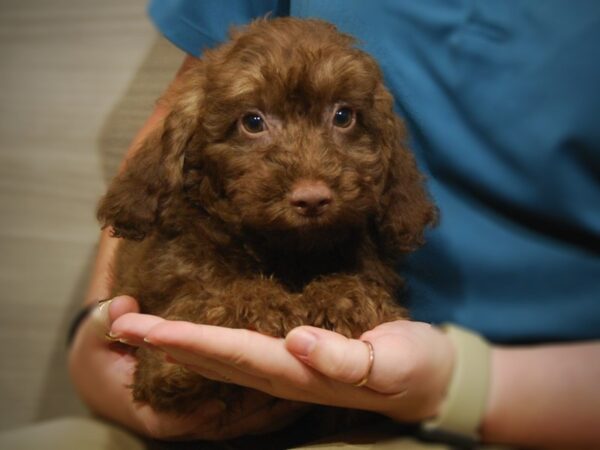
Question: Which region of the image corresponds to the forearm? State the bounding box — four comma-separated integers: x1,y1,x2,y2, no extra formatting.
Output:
80,99,168,306
83,228,119,306
482,342,600,448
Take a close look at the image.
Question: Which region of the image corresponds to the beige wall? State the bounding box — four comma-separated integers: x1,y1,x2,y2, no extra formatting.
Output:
0,0,183,430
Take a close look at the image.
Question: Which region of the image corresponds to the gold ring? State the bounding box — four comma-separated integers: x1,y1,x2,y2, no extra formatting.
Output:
353,340,375,387
104,332,120,342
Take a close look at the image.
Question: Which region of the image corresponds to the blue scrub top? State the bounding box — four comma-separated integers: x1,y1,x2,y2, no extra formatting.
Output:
148,0,600,344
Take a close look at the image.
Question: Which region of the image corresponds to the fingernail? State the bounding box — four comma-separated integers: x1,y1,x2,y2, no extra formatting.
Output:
90,299,113,338
102,331,130,345
143,336,157,347
286,329,317,357
95,299,112,323
104,332,120,342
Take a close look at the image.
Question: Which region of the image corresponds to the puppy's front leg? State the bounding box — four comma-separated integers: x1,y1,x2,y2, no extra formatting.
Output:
302,275,408,338
133,277,304,414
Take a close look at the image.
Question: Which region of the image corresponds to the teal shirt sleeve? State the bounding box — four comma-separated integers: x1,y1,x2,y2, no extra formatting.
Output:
148,0,289,56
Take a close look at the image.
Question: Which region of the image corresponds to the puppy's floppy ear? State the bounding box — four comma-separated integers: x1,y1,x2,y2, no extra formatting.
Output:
97,80,203,241
375,84,438,254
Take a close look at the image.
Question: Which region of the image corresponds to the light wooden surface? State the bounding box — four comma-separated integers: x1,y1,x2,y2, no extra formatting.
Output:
0,0,184,430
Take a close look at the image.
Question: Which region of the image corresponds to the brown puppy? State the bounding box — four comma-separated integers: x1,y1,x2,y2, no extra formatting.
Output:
98,18,436,419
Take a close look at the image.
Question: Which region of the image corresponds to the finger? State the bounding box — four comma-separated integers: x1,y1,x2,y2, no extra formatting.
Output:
88,295,139,338
285,326,376,386
110,312,165,347
179,358,275,395
107,295,140,319
146,322,313,382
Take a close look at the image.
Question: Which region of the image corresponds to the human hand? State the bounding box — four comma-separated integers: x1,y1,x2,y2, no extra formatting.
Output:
68,296,306,441
110,316,456,423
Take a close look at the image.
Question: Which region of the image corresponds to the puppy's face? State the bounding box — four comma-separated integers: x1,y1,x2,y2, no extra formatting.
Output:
98,19,435,253
183,20,397,243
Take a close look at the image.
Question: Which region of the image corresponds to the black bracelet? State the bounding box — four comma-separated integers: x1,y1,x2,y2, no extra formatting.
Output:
66,304,96,348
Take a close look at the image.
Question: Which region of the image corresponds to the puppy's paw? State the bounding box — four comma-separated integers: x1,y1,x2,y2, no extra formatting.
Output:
303,275,407,337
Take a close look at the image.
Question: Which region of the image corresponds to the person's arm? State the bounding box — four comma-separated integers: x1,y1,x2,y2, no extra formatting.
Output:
482,342,600,448
110,315,600,448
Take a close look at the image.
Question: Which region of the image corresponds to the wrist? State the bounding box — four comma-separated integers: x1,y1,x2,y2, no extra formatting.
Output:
375,322,456,423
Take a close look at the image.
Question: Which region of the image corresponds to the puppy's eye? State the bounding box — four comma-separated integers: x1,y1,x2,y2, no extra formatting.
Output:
241,113,266,134
332,107,355,128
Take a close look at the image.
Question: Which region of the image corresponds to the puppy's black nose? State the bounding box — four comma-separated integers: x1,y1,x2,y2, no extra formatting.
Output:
290,180,332,217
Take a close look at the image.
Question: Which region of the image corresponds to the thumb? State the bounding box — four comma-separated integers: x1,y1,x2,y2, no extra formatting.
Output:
285,326,373,386
89,295,140,337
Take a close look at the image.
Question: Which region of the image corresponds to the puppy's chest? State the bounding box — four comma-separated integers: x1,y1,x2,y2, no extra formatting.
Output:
250,248,362,292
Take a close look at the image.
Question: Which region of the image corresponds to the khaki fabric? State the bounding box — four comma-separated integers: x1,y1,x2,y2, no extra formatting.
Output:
0,417,146,450
0,417,513,450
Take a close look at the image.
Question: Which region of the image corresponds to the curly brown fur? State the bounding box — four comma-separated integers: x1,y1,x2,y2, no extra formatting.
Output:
98,17,436,426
